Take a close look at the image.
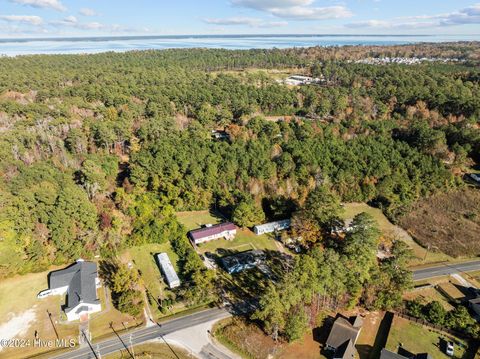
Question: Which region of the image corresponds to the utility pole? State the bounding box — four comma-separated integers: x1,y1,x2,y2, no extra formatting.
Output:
130,333,135,359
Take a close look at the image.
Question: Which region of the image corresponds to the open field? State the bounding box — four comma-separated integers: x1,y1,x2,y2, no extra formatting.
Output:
122,243,181,319
342,203,453,265
176,210,278,256
385,316,470,359
0,270,77,359
104,342,191,359
399,188,480,258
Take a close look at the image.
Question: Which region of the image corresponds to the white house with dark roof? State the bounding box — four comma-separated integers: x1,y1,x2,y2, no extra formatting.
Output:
37,259,101,321
188,222,237,245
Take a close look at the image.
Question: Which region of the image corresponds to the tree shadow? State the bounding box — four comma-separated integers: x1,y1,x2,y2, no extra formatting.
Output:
370,312,394,359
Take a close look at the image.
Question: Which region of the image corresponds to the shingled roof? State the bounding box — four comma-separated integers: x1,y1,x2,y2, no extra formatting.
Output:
48,260,100,311
326,316,363,350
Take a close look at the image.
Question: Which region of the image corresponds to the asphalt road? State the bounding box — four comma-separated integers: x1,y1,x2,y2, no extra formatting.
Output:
50,307,230,359
413,259,480,281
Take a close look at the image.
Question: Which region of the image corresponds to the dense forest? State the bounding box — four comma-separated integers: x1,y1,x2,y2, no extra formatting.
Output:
0,44,479,285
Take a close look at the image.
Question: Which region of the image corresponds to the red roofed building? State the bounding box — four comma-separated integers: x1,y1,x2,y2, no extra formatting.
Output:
188,222,237,245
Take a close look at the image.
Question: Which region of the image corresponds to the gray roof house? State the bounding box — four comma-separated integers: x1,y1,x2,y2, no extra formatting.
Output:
39,259,102,321
325,316,363,359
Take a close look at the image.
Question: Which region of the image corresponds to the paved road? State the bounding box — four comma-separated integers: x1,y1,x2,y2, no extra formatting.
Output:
413,260,480,281
51,308,230,359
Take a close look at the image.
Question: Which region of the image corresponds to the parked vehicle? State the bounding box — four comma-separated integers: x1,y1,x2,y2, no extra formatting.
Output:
446,341,454,356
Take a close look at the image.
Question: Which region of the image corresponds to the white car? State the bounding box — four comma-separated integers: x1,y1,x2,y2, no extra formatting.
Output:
446,341,454,356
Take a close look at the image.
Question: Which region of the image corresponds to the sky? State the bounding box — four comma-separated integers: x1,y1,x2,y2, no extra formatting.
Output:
0,0,479,38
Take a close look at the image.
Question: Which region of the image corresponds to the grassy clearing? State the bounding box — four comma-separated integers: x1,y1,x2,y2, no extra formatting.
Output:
176,210,222,231
385,316,469,359
399,188,480,258
176,210,278,256
342,203,453,265
104,342,191,359
122,243,180,318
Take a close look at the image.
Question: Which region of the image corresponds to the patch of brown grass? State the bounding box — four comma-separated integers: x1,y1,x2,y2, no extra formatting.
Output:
399,188,480,257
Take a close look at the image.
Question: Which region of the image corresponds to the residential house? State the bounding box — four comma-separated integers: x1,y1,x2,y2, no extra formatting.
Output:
253,219,291,235
155,253,181,289
188,222,237,245
220,250,265,274
37,259,101,321
325,316,363,359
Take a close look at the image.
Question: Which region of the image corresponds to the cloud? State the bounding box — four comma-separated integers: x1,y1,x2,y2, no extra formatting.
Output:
0,15,43,25
50,16,104,30
79,8,97,17
346,3,480,29
10,0,66,12
204,16,288,27
231,0,352,20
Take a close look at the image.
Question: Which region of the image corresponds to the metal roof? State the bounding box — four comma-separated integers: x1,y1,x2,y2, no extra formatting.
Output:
189,222,236,241
155,253,180,287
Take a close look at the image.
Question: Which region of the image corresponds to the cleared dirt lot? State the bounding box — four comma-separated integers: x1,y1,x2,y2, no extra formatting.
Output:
399,188,480,258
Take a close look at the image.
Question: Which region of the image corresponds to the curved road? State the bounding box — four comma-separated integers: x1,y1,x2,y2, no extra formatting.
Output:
51,308,230,359
413,259,480,281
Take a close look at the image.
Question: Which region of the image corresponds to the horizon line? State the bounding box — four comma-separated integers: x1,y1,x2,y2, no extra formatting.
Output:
1,33,476,43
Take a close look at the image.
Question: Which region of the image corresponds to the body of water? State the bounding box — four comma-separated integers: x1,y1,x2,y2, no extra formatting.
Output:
0,34,477,56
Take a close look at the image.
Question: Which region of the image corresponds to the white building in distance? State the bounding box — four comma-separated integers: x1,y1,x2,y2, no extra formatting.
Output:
254,219,291,235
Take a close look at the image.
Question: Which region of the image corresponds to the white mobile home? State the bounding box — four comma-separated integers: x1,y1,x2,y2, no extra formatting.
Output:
155,253,181,289
253,219,291,235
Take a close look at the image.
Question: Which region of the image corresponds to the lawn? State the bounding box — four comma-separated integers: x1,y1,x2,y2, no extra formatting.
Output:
176,210,279,256
385,316,469,359
122,243,181,318
342,203,453,266
403,287,455,311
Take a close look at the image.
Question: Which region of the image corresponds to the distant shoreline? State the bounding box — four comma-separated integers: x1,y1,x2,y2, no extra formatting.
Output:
0,33,437,44
0,34,477,56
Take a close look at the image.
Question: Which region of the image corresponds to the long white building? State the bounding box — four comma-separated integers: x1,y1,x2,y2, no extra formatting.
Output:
155,253,181,289
253,219,291,235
